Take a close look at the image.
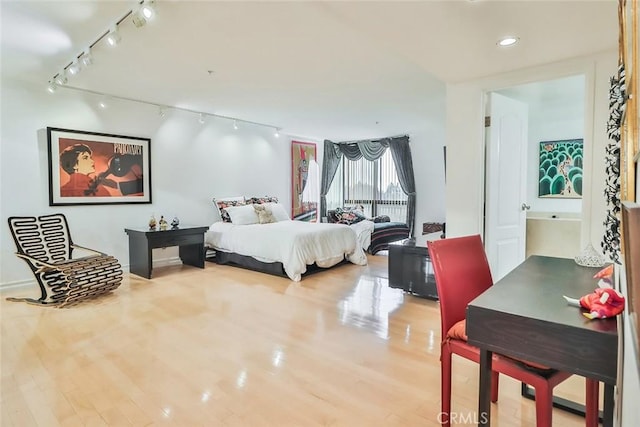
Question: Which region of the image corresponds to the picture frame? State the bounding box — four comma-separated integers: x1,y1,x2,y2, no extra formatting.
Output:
47,127,151,206
622,201,640,373
291,140,318,221
538,138,583,199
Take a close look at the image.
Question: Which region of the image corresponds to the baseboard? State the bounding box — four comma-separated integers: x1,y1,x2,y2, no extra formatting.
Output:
0,256,183,290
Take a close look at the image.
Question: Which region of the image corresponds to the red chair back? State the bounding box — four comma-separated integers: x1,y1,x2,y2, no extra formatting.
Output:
428,235,494,340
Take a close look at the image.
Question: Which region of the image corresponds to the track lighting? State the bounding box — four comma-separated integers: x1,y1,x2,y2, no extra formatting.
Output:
47,82,57,93
133,1,157,27
98,98,108,109
199,113,206,124
80,51,93,67
274,128,280,138
233,120,238,130
106,28,121,46
159,107,167,117
54,72,67,86
67,61,81,76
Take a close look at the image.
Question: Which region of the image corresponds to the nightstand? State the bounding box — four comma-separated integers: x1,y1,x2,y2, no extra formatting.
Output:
388,239,438,300
124,225,209,279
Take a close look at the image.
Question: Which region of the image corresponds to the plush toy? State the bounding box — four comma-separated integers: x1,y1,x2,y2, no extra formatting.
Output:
578,287,625,319
253,204,276,224
563,264,625,320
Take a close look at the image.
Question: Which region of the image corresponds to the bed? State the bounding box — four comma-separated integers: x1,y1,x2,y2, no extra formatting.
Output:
205,197,370,281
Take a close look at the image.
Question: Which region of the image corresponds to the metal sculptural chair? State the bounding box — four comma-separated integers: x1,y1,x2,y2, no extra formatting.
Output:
7,213,123,307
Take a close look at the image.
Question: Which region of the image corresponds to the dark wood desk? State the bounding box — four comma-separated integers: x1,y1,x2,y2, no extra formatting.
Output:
466,256,618,427
124,225,209,279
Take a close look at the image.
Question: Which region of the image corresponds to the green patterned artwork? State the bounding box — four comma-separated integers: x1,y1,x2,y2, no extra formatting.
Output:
538,139,583,199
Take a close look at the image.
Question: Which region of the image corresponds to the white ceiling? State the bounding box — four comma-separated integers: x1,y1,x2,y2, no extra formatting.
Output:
0,0,618,141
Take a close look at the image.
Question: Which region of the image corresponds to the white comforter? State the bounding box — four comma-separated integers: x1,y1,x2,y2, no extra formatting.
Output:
205,220,368,281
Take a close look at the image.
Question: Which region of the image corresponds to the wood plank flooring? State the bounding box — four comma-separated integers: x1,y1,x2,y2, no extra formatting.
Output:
1,254,592,426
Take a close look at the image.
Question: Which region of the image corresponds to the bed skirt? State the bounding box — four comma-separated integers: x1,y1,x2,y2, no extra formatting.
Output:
213,250,348,279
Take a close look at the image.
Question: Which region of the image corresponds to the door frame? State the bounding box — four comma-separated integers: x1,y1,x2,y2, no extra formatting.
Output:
476,65,597,259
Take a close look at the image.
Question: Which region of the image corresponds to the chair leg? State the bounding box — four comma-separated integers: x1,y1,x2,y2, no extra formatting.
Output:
534,384,553,427
585,379,599,427
441,345,453,427
491,370,499,403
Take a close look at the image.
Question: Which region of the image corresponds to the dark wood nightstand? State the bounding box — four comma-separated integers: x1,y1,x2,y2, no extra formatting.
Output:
124,225,209,279
388,239,438,300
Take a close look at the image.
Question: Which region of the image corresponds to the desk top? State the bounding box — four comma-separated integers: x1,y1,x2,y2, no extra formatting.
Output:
467,255,618,383
470,256,617,334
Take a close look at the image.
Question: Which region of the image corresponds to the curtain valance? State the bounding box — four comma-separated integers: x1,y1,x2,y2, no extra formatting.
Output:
320,135,416,237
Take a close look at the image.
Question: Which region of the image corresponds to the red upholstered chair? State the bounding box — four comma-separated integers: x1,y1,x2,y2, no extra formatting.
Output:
427,235,598,427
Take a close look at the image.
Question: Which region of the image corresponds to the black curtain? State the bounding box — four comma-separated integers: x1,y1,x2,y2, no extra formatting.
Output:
320,140,342,218
320,135,416,237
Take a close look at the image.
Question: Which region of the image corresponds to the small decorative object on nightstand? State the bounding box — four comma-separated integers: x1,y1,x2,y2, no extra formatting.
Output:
171,216,180,229
159,215,168,231
149,214,157,230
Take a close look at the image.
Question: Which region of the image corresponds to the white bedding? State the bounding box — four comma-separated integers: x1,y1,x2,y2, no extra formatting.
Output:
205,220,368,281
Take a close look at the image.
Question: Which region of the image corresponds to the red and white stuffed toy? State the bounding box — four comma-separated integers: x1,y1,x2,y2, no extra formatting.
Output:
563,264,626,320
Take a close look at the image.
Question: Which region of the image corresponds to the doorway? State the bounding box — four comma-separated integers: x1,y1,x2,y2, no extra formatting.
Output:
484,74,586,280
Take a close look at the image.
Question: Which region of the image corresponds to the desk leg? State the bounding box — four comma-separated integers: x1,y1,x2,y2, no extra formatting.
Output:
478,349,492,426
603,383,614,427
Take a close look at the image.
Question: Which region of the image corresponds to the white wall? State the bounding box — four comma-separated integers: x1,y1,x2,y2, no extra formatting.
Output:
446,50,639,427
0,80,296,286
526,93,585,214
0,79,446,287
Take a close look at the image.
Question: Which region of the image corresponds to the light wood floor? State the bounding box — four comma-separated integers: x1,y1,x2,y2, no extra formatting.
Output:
1,254,593,426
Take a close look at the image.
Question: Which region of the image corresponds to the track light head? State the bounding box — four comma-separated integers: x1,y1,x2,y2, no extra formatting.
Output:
54,72,67,85
47,82,57,93
106,28,121,46
133,1,156,28
274,128,280,138
80,51,93,67
67,60,81,76
233,120,238,130
199,113,206,124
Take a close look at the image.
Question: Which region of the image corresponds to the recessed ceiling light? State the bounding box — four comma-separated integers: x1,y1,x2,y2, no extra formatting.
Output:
498,36,519,47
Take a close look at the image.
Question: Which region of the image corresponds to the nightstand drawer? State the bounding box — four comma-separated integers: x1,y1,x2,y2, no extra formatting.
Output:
147,233,202,248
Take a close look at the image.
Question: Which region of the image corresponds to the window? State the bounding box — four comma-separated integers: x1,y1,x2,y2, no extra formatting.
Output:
326,149,407,222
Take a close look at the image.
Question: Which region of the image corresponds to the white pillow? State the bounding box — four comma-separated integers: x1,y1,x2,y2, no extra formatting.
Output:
266,202,290,222
226,204,259,225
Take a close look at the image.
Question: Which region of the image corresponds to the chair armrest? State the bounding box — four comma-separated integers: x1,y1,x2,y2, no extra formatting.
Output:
71,244,107,257
15,253,58,270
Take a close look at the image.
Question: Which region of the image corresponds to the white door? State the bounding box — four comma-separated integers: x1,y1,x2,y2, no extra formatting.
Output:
485,92,529,281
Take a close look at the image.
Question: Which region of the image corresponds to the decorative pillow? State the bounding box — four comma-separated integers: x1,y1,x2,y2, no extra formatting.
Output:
226,204,259,225
213,196,245,223
327,210,340,224
373,215,391,223
335,207,366,225
253,204,276,224
265,202,290,222
247,196,279,205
